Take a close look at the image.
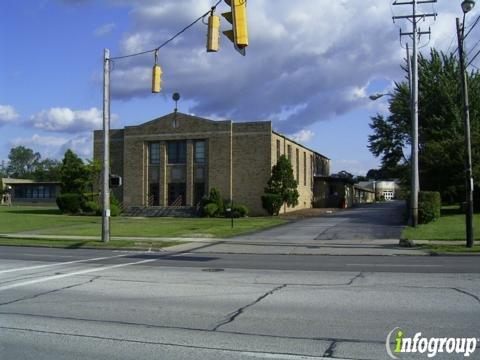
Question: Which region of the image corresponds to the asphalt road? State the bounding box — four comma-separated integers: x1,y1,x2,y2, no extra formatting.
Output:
182,202,423,255
237,201,406,242
0,246,479,360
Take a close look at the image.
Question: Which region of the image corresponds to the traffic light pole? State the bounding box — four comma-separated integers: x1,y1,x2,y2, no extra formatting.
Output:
456,17,475,248
102,48,111,243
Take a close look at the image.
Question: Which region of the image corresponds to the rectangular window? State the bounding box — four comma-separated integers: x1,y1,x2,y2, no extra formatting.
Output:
304,152,307,186
276,139,281,162
296,148,299,182
195,141,206,164
168,140,186,164
149,142,161,165
287,145,292,161
311,155,314,187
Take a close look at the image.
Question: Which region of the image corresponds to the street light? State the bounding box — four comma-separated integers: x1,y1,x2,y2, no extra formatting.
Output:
369,93,389,101
456,0,475,248
462,0,475,13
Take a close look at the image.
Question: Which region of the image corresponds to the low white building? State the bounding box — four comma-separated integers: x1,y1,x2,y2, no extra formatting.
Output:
357,180,400,201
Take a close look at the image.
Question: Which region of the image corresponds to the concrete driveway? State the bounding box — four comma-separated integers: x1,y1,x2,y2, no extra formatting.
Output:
177,201,426,255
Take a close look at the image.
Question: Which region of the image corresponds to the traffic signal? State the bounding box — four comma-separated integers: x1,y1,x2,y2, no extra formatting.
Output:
152,64,162,93
152,50,162,93
207,14,220,52
222,0,248,54
110,175,122,188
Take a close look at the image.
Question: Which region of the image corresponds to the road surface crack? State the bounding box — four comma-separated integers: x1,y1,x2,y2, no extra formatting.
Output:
322,340,337,357
0,276,100,306
346,272,364,286
451,287,480,305
212,284,287,331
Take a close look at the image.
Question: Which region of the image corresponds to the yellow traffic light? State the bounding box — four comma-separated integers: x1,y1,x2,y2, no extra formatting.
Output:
152,64,162,93
207,14,220,52
222,0,248,52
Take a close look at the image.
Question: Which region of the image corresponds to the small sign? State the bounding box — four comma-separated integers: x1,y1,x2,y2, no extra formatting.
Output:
105,209,111,217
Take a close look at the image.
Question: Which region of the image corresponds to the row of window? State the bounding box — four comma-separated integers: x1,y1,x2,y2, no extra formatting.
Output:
149,141,206,165
14,185,57,199
148,182,206,206
276,140,313,187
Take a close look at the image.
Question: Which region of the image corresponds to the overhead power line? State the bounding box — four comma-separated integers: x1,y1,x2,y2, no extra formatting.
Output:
465,13,480,39
110,0,222,61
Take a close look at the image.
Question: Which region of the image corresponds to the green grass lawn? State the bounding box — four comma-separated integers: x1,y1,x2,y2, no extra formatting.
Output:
0,206,286,239
402,210,480,241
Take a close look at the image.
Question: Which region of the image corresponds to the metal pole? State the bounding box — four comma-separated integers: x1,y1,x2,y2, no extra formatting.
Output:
230,120,234,228
456,17,475,248
411,0,419,227
102,48,111,243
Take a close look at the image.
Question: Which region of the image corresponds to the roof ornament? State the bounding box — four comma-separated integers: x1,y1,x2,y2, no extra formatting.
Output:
172,92,180,128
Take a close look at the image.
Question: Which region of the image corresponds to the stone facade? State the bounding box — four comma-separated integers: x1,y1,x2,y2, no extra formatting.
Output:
93,112,330,216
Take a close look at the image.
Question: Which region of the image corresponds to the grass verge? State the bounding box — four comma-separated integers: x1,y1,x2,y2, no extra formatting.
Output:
419,244,480,254
402,211,480,241
0,237,182,251
0,206,286,239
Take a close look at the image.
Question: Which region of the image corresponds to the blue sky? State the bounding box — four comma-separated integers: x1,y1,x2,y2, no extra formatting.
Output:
0,0,477,174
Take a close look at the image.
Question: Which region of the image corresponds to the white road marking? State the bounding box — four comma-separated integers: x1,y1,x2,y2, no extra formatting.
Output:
0,253,137,275
0,258,157,292
240,352,347,360
346,264,443,267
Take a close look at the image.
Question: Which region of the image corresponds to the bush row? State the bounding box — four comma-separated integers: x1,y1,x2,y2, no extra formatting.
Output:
56,193,120,216
200,188,249,218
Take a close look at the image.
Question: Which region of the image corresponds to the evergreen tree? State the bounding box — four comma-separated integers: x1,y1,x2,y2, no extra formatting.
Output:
264,155,299,208
60,149,90,194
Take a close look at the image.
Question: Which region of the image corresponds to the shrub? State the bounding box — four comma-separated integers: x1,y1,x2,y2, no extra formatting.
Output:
56,193,85,214
110,202,121,217
200,188,224,217
261,193,283,216
208,188,224,214
82,200,100,215
225,204,249,218
203,203,219,217
418,191,441,224
233,204,249,217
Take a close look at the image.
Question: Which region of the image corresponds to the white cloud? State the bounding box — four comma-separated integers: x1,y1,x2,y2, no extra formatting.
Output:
29,107,106,133
10,134,92,159
291,129,315,144
94,22,115,37
94,0,462,134
0,105,19,125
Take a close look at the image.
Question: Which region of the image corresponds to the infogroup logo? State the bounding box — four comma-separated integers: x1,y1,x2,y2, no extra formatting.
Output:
385,327,478,359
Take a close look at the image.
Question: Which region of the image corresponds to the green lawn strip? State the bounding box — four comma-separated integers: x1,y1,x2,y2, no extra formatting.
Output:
419,243,480,254
0,206,286,238
0,206,98,233
0,237,182,250
402,212,480,241
37,217,286,238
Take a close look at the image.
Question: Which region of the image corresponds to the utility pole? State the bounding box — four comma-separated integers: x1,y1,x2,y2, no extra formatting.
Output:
392,0,437,227
102,48,111,243
456,17,475,248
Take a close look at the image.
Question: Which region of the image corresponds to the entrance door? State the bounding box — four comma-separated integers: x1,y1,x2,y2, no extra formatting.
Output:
168,183,186,206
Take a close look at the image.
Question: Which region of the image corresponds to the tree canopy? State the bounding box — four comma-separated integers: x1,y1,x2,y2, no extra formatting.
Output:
60,149,90,194
264,155,299,208
368,49,479,202
6,146,41,179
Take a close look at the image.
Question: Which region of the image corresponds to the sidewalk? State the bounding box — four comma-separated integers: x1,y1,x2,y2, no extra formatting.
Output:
0,232,430,256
